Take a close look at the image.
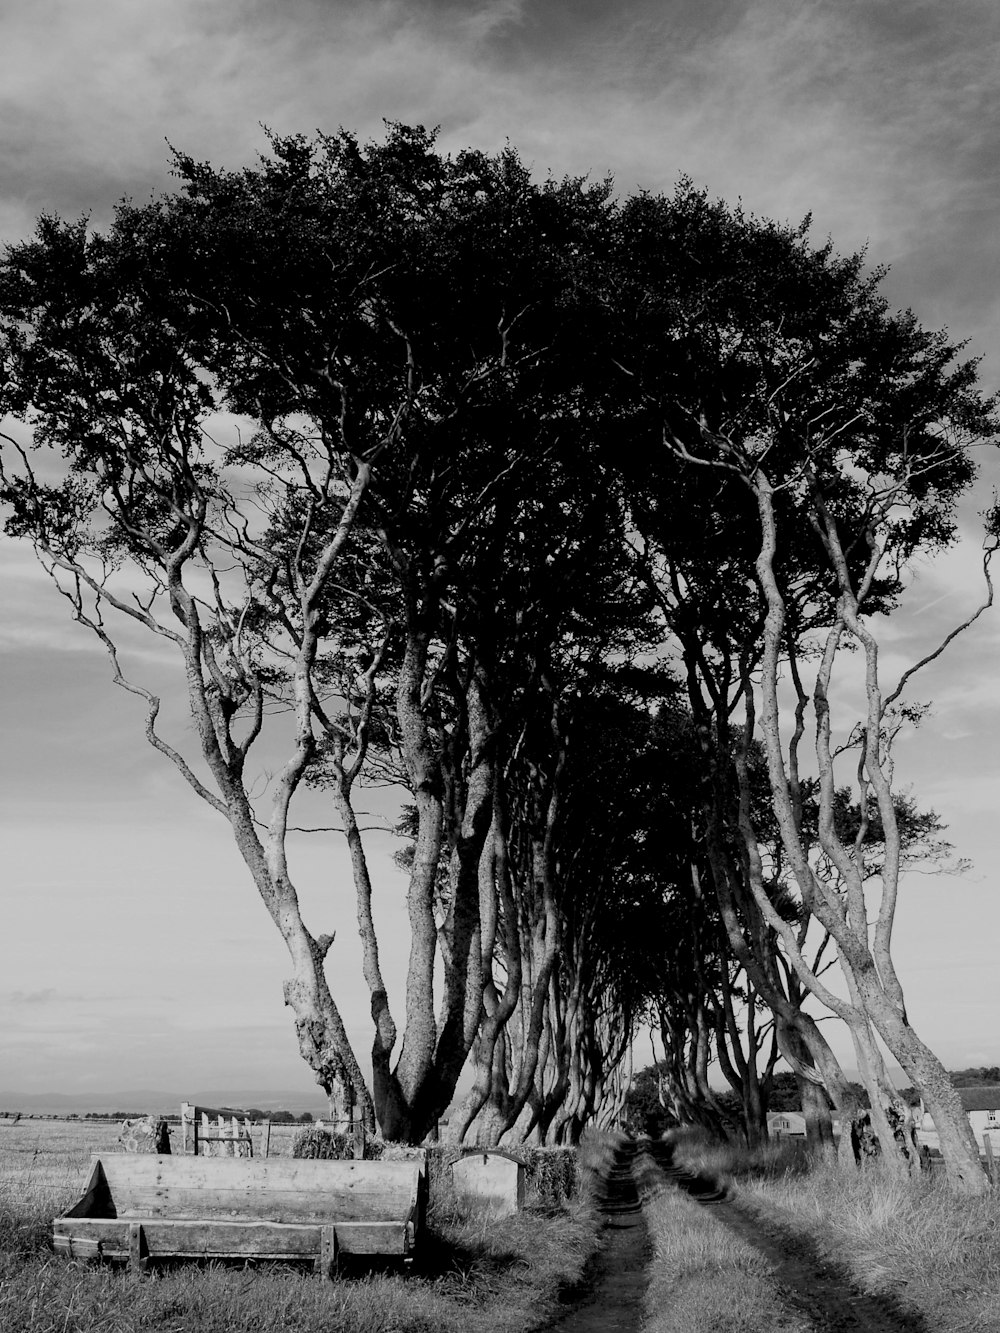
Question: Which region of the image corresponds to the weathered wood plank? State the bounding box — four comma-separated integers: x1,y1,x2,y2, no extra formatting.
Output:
129,1222,148,1274
323,1221,408,1255
51,1233,104,1259
91,1155,422,1224
317,1224,338,1278
52,1217,411,1259
53,1218,129,1256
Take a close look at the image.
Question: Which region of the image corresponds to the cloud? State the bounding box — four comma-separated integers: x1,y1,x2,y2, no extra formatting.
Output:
2,0,997,385
3,0,1000,1095
7,988,57,1005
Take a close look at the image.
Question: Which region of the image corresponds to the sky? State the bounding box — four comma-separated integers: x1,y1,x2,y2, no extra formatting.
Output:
2,0,1000,1107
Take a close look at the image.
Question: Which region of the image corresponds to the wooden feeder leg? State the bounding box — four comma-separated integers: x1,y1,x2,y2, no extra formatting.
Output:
129,1222,149,1274
317,1225,338,1280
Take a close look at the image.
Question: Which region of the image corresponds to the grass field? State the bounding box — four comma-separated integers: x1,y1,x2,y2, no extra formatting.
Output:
0,1119,605,1333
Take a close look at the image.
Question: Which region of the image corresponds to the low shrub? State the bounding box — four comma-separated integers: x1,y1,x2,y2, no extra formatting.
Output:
519,1146,579,1209
291,1126,384,1160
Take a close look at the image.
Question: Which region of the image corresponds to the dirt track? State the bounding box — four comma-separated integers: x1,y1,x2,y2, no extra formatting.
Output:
545,1138,928,1333
544,1140,651,1332
644,1140,928,1333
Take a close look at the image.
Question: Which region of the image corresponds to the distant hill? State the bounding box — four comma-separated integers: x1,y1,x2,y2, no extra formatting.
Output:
0,1088,332,1116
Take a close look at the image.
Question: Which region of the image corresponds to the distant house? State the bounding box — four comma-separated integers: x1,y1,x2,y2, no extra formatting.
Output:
767,1111,806,1137
918,1087,1000,1142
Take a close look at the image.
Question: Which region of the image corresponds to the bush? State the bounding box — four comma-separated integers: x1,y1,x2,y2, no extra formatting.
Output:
519,1148,580,1209
291,1125,386,1160
290,1126,353,1160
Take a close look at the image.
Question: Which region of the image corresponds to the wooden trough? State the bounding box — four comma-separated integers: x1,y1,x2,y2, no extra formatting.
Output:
52,1154,426,1276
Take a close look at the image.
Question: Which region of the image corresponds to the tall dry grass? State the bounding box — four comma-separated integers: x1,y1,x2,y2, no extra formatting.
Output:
0,1119,604,1333
741,1157,1000,1332
633,1149,809,1333
669,1125,1000,1333
666,1125,812,1182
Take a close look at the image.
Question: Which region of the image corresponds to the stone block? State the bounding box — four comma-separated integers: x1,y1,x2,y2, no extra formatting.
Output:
451,1151,525,1216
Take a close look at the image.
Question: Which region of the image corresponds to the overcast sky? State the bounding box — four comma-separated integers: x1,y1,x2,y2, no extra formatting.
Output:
2,0,1000,1106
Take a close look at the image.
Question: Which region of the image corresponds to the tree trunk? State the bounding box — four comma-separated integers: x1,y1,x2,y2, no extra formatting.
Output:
856,974,987,1192
778,1020,835,1153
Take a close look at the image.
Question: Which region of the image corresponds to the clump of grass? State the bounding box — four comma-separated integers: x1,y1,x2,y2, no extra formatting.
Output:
291,1126,392,1161
739,1156,1000,1331
0,1138,83,1259
635,1150,809,1333
425,1190,598,1309
667,1125,812,1181
575,1125,625,1198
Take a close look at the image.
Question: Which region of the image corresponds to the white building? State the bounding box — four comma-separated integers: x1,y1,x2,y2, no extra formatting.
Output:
917,1086,1000,1149
766,1111,806,1137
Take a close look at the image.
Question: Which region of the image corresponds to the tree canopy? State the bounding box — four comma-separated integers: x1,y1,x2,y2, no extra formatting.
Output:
2,125,997,1188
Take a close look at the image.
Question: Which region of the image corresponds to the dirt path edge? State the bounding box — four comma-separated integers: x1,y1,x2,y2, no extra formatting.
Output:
642,1139,929,1333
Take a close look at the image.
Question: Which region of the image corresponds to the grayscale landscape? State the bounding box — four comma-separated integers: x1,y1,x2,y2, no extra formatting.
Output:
2,4,1000,1331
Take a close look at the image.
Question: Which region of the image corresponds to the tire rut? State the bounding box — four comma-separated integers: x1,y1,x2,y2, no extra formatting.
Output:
643,1140,929,1333
542,1140,652,1332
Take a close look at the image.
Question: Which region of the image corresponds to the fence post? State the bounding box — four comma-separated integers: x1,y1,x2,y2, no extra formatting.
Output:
181,1102,194,1155
984,1134,997,1186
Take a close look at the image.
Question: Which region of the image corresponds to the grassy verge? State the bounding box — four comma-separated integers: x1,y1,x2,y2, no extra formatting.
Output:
0,1123,606,1333
665,1126,812,1183
632,1150,809,1333
668,1126,1000,1333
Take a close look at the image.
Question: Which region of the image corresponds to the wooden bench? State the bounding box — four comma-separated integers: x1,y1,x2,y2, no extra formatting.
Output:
52,1154,426,1276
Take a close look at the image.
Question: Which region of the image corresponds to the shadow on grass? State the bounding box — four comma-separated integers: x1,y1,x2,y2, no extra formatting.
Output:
643,1139,930,1333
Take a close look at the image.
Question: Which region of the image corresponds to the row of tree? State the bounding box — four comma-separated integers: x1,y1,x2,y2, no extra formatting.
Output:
1,125,995,1191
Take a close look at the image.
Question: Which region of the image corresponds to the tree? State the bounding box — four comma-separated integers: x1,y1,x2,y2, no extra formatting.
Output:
522,691,687,1143
0,126,625,1142
604,182,998,1191
5,133,994,1174
438,518,658,1145
624,1063,673,1137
